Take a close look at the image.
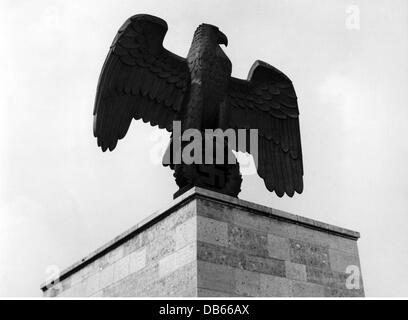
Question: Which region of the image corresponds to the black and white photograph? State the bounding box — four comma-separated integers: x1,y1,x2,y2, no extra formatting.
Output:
0,0,407,305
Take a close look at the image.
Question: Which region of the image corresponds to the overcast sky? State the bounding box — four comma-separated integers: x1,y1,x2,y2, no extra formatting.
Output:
1,0,407,297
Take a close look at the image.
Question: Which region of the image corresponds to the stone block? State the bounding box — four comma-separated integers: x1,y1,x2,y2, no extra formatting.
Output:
327,234,359,255
129,247,147,274
197,216,228,247
289,239,330,270
99,264,114,289
196,198,233,224
294,225,332,247
260,274,292,296
85,272,100,296
197,241,245,269
243,255,285,277
292,280,325,297
267,234,290,260
285,261,307,282
150,261,197,297
228,225,268,257
197,261,235,294
231,208,297,239
329,248,360,273
102,263,159,296
158,243,196,278
147,233,176,263
113,255,130,282
174,216,197,250
306,266,345,288
235,269,260,296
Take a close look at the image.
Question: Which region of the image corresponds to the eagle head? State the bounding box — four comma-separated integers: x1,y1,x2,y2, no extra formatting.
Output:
197,23,228,47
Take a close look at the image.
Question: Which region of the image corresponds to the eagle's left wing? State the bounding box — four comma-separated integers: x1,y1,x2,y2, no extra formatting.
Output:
93,15,189,151
225,60,303,197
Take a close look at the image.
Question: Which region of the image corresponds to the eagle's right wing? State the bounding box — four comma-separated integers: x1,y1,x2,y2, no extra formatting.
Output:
225,60,303,197
93,15,190,151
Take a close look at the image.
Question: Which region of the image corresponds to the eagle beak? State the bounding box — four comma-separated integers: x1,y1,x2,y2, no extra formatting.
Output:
218,31,228,47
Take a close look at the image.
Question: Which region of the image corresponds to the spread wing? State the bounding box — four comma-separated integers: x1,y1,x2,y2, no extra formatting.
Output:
226,60,303,197
93,14,189,151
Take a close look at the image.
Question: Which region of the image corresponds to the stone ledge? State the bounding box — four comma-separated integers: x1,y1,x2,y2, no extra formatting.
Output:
40,187,359,291
191,188,360,240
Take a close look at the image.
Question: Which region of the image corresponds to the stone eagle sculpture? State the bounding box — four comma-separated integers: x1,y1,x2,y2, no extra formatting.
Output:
93,14,303,198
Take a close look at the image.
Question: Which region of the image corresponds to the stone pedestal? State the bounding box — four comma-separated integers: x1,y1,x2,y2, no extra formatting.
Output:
41,188,364,297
